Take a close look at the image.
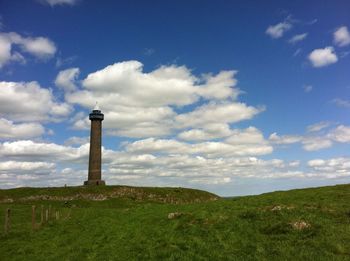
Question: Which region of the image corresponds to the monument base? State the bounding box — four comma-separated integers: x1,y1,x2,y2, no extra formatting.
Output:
84,180,106,186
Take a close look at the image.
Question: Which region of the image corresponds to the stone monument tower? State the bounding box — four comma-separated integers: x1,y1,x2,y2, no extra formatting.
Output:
84,103,105,185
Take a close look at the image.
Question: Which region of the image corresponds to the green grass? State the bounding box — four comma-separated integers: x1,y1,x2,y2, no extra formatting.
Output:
1,184,350,260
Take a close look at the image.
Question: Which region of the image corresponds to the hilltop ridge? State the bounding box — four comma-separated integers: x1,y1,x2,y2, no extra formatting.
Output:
0,185,219,204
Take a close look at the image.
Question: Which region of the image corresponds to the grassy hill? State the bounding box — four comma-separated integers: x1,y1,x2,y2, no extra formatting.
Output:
1,184,350,260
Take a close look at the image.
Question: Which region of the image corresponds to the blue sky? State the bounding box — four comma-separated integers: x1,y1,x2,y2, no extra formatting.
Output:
0,0,350,196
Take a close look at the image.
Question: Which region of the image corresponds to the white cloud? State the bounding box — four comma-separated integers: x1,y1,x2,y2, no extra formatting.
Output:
79,61,198,107
55,67,80,92
0,140,89,163
307,121,330,132
0,161,55,173
328,125,350,143
19,36,56,58
289,160,300,167
38,0,79,6
0,140,119,166
269,132,302,145
308,157,350,178
102,106,175,138
0,32,56,68
307,19,318,25
303,85,313,93
302,137,333,151
0,33,23,68
269,124,350,151
175,102,264,129
331,98,350,108
0,137,348,189
125,127,272,158
0,81,71,122
77,61,239,108
55,55,77,68
333,26,350,47
225,127,267,145
0,118,45,139
293,48,302,57
64,136,89,146
308,46,338,67
178,123,232,141
197,71,239,100
65,60,260,138
288,33,308,44
108,155,288,182
7,58,350,189
266,21,292,39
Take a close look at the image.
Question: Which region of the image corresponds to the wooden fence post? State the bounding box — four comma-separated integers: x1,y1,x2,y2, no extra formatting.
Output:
40,205,44,224
66,209,71,219
32,205,36,231
45,209,49,222
4,208,10,235
48,205,51,220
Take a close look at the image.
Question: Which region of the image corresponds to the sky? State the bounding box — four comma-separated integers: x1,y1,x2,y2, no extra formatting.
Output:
0,0,350,196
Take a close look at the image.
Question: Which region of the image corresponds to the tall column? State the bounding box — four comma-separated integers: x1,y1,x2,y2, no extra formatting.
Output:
84,107,105,185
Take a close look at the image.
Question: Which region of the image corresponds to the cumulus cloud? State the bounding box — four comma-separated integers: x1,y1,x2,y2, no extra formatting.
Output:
178,123,232,141
270,124,350,152
0,81,71,122
288,33,308,44
0,138,270,188
308,157,350,178
175,102,264,129
0,32,56,68
64,136,89,146
0,140,86,162
0,140,120,165
38,0,79,6
308,47,338,67
225,127,269,145
125,128,272,158
333,26,350,47
0,161,55,173
328,125,350,143
19,36,56,58
55,67,80,92
302,137,333,151
4,58,348,189
269,133,302,145
266,21,293,39
65,60,261,138
197,71,239,100
0,118,45,139
0,137,348,189
76,61,239,107
109,155,290,182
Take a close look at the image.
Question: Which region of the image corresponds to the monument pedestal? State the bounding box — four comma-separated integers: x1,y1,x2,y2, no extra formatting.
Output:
84,180,105,186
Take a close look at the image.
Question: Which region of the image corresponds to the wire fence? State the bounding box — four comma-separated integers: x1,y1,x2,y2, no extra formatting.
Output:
3,204,71,235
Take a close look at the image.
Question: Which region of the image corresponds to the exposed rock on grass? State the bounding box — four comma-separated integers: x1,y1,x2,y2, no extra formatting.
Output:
291,221,311,230
168,212,183,219
263,205,295,211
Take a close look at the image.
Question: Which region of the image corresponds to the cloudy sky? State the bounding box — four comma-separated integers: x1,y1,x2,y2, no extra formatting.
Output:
0,0,350,196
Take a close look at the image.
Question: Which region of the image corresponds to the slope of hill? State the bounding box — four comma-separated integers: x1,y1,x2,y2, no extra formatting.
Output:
1,184,350,260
